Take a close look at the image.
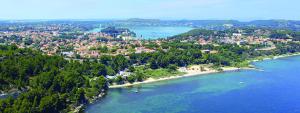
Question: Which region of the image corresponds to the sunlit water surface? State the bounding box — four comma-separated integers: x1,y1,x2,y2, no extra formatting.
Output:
91,26,193,39
86,56,300,113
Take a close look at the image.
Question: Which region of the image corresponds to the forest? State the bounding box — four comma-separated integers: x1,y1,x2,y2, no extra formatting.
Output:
0,45,128,113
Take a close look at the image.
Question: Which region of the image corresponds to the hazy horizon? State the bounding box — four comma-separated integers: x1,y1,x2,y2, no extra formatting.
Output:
1,18,300,22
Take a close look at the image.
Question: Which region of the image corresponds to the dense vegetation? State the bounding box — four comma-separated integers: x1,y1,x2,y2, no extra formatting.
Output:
124,39,300,82
170,28,300,41
269,30,300,41
171,29,215,39
0,45,130,113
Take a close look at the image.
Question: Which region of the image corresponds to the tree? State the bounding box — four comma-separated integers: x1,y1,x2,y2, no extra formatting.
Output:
39,95,59,113
149,58,159,69
167,64,177,72
114,76,124,85
127,75,136,83
135,71,144,82
106,66,116,76
91,76,107,89
91,63,107,76
75,88,87,105
128,66,135,72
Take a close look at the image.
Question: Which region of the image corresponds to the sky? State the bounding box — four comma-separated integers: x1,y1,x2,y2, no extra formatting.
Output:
0,0,299,20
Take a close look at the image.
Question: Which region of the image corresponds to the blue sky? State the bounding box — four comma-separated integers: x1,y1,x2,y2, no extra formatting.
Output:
0,0,299,20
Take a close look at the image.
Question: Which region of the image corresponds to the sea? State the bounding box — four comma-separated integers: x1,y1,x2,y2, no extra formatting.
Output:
86,55,300,113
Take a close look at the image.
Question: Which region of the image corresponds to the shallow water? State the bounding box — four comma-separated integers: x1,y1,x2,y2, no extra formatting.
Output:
86,56,300,113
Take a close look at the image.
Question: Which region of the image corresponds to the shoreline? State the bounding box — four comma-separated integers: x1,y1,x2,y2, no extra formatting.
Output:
109,67,245,88
273,52,300,59
83,52,300,112
109,52,300,89
252,52,300,62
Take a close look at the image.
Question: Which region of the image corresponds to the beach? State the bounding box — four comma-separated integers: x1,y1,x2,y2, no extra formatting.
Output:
109,52,300,88
109,67,243,88
87,55,300,113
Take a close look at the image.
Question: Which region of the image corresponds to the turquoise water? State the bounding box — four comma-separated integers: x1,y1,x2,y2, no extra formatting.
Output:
86,56,300,113
91,26,193,39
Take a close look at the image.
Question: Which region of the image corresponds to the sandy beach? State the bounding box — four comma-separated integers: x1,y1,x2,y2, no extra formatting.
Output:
109,52,300,88
109,67,243,88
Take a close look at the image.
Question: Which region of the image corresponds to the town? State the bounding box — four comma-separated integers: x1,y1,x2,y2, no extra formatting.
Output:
1,23,298,60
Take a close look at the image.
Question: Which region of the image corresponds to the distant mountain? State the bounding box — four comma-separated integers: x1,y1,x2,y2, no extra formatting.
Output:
124,18,161,22
244,20,300,30
104,19,300,31
1,19,300,31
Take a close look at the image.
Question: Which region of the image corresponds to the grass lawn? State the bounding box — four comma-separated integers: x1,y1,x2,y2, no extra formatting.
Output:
143,68,185,79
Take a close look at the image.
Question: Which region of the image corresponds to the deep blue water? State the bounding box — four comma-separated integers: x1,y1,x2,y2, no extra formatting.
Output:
91,26,193,39
86,56,300,113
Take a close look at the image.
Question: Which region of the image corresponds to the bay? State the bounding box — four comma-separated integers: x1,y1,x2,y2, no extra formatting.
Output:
86,56,300,113
90,26,193,39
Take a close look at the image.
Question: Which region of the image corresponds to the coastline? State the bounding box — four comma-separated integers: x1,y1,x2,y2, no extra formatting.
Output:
252,52,300,62
109,52,300,89
273,52,300,59
109,67,244,88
